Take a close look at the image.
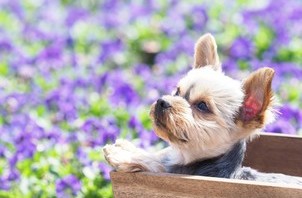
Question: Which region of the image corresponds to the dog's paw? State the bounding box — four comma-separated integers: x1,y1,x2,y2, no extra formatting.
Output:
114,139,137,152
103,141,145,172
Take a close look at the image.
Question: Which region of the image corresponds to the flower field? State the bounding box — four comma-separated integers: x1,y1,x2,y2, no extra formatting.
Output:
0,0,301,197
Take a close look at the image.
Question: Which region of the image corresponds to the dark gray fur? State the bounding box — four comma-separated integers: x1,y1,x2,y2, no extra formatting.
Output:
168,141,246,178
167,140,302,186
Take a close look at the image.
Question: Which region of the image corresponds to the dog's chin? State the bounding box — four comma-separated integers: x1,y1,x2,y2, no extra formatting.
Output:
150,102,168,128
150,106,188,144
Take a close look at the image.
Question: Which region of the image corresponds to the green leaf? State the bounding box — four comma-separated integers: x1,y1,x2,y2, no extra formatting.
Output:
0,62,8,76
255,25,274,58
36,105,46,117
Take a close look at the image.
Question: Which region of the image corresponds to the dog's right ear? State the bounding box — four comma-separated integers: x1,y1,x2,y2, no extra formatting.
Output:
238,67,275,128
193,33,221,71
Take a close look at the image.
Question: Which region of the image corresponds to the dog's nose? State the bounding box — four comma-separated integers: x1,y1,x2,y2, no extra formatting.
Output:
157,99,171,109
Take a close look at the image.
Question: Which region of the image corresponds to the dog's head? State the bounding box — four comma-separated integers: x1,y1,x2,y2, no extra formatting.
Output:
150,34,275,160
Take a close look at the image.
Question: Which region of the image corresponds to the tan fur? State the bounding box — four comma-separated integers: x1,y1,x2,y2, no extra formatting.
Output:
103,33,276,172
193,33,220,70
238,67,275,127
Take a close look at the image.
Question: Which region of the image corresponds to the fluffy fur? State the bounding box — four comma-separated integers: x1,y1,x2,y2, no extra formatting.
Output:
103,33,302,185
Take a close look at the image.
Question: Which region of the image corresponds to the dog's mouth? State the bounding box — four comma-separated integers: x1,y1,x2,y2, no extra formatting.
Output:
153,100,171,128
150,102,189,143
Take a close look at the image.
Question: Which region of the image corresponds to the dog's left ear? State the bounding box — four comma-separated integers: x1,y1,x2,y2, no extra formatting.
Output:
238,67,275,128
193,33,221,70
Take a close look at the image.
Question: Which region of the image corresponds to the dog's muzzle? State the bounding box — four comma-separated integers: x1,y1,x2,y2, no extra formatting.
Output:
154,99,171,125
155,99,171,112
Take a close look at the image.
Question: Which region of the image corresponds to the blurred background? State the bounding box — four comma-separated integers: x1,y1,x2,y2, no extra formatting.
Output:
0,0,301,197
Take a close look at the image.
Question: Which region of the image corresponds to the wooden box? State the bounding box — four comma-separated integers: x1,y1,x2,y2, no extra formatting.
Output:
110,133,302,198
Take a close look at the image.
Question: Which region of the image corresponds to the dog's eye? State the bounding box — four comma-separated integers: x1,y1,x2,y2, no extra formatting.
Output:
174,87,180,96
197,102,210,112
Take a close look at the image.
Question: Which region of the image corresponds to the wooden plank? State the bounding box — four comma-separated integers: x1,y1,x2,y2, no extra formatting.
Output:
244,133,302,177
111,172,302,198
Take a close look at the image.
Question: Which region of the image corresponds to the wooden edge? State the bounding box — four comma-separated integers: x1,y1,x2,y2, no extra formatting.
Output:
111,171,302,189
244,132,302,176
255,132,302,139
110,172,302,198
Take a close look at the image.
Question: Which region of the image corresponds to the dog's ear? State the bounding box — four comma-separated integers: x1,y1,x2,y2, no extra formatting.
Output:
238,67,275,128
193,33,221,70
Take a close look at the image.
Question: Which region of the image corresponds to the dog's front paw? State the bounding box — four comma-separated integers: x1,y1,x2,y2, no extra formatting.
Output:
114,139,137,151
103,140,145,172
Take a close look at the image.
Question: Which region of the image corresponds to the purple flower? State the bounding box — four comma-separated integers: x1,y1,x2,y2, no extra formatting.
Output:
7,168,20,181
99,162,112,180
110,82,139,106
0,39,13,52
0,168,20,190
93,72,108,93
229,37,254,59
65,8,88,27
76,148,90,167
37,39,64,61
188,6,208,30
265,119,296,135
128,116,141,130
138,129,158,148
0,145,5,157
222,58,239,73
266,104,302,134
81,117,120,147
5,0,24,20
14,132,37,160
0,176,11,190
107,72,140,107
98,39,124,63
56,175,82,198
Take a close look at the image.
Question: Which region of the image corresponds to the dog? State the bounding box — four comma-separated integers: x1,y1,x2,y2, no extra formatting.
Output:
103,33,302,185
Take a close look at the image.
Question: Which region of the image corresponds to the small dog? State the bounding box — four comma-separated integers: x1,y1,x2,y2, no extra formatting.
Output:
103,33,302,185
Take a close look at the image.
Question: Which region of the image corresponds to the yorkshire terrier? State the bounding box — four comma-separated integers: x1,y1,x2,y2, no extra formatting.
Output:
103,33,302,185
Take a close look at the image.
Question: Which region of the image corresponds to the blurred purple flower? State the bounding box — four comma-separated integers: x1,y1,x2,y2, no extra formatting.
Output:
161,2,186,36
65,8,88,27
189,6,208,30
128,116,141,131
3,94,24,113
99,162,112,180
93,72,108,93
5,0,24,19
106,71,140,107
99,39,124,63
266,119,296,135
56,175,82,198
37,39,64,61
81,117,120,147
7,168,20,181
0,168,20,191
0,177,10,190
128,116,158,148
0,145,5,157
0,39,12,52
14,132,37,160
45,78,89,121
110,82,139,106
76,148,90,167
222,58,239,73
138,129,158,148
229,37,254,59
266,104,302,134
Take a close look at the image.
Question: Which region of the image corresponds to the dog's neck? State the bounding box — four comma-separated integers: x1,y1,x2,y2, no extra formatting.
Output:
168,140,246,178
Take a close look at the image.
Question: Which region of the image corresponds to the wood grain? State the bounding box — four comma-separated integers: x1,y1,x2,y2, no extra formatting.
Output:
111,172,302,198
110,133,302,197
244,133,302,177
